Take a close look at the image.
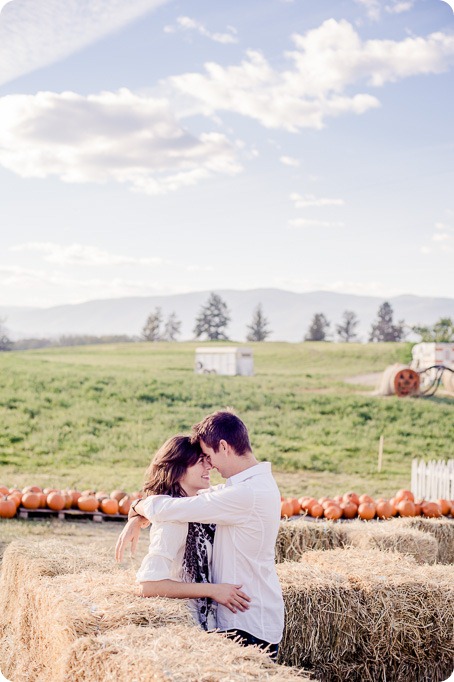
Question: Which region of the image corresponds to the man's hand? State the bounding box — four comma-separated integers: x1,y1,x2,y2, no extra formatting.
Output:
115,515,145,563
210,584,251,613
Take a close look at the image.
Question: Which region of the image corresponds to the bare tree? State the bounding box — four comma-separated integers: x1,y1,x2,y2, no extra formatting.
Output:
336,310,359,342
369,302,405,342
142,307,163,342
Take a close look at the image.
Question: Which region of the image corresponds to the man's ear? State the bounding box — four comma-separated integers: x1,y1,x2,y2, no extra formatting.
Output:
219,439,229,454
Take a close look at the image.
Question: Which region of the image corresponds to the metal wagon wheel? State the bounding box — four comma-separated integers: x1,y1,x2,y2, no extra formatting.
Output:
393,368,420,397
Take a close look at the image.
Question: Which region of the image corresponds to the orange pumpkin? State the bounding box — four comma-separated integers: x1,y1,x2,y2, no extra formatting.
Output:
396,499,416,517
308,502,324,518
359,494,375,505
101,498,119,515
118,496,132,515
340,501,358,519
68,490,82,508
343,492,360,507
323,504,342,521
318,496,331,505
413,499,424,516
43,488,58,496
38,492,47,508
375,500,394,519
0,496,17,518
437,499,451,516
333,495,344,505
301,497,318,513
0,486,10,496
22,485,42,494
96,490,110,501
81,489,96,497
298,496,310,509
395,489,414,504
321,499,335,510
78,496,99,512
110,490,128,502
358,502,376,520
422,502,442,518
21,492,41,510
280,499,294,518
7,493,22,509
47,491,65,511
289,497,301,516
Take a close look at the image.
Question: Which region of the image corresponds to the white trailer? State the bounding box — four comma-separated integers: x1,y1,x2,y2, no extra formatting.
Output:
411,343,454,371
195,347,254,376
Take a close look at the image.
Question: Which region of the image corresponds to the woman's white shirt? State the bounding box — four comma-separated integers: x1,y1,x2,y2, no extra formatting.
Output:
136,520,188,582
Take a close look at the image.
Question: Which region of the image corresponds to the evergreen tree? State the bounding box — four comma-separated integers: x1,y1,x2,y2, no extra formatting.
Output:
369,301,405,342
305,313,330,341
142,307,163,342
0,319,12,352
246,304,272,342
193,293,230,341
163,312,182,341
413,317,454,342
336,310,359,342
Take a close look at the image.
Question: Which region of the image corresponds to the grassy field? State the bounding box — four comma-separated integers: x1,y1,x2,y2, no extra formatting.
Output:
0,341,453,498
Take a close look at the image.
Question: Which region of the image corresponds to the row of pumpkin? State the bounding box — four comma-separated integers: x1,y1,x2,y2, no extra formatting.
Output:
0,486,142,519
281,489,454,520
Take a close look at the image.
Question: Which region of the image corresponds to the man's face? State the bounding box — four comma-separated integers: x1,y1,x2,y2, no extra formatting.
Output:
200,440,226,477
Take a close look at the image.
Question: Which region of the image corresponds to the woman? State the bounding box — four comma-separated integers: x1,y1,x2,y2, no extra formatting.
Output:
117,435,250,630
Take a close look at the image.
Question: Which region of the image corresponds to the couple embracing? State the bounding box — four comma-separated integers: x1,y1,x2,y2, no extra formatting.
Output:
115,410,284,658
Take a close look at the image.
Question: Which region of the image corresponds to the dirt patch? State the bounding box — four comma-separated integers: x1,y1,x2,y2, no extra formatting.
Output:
343,372,382,387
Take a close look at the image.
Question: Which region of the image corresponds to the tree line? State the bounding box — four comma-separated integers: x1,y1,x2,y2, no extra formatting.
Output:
1,295,453,351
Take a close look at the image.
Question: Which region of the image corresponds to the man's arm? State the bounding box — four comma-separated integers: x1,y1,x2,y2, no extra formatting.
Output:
131,485,253,526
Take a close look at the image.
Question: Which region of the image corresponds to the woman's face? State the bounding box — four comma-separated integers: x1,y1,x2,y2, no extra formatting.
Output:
179,455,212,497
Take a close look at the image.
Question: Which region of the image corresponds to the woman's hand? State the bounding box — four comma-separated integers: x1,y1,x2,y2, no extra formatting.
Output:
210,584,251,613
115,515,144,563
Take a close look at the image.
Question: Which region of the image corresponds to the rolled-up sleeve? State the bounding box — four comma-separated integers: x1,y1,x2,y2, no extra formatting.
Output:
136,522,188,583
140,485,254,526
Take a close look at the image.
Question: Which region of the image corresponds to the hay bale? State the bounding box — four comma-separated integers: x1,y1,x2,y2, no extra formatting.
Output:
336,520,439,564
276,519,343,562
0,540,193,682
278,548,454,682
398,517,454,564
66,623,312,681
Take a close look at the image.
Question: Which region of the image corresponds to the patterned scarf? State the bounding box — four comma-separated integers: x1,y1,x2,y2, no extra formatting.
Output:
182,522,217,631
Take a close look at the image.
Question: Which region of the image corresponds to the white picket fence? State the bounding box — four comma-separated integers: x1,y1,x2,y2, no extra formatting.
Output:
411,459,454,501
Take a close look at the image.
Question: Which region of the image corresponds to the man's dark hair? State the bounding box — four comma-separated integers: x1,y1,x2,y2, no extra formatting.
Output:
191,410,251,456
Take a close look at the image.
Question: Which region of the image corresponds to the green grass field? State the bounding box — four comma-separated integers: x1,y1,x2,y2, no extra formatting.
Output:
0,341,452,498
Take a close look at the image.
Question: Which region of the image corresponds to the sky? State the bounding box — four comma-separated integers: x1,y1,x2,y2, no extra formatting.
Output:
0,0,453,308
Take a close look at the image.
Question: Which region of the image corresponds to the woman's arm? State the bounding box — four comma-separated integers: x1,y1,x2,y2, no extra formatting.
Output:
139,580,251,613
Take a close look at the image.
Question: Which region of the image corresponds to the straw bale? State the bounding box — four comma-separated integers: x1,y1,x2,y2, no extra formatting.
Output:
277,547,454,682
335,520,439,564
0,540,193,682
66,623,313,682
276,519,343,562
398,517,454,564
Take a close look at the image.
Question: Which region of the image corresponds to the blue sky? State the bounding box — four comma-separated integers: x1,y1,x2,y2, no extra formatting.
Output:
0,0,453,307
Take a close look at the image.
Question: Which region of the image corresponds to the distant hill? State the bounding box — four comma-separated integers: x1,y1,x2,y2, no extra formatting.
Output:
1,289,453,342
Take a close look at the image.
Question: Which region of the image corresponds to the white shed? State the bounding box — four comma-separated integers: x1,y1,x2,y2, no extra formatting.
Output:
195,347,254,376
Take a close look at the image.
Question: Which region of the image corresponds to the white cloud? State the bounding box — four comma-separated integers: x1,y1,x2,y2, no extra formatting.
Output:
164,16,238,44
355,0,381,21
0,89,242,194
290,193,345,208
288,218,345,228
421,222,454,254
167,19,454,131
0,0,170,87
385,1,414,14
280,155,300,167
10,243,168,267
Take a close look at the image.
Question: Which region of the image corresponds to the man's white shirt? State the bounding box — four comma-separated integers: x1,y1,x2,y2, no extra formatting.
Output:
140,461,284,644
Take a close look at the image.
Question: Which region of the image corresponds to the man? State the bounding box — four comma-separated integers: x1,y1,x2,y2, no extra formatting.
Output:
116,410,284,656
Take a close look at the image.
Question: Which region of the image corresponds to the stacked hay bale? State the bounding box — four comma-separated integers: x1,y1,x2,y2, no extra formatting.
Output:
66,624,310,681
0,539,311,682
335,519,439,564
398,517,454,564
278,547,454,682
276,519,343,562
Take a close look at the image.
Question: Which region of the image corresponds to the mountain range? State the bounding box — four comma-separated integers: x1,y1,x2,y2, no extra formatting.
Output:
1,289,453,343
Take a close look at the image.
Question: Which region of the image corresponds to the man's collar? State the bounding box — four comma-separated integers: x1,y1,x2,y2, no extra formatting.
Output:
227,461,271,486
